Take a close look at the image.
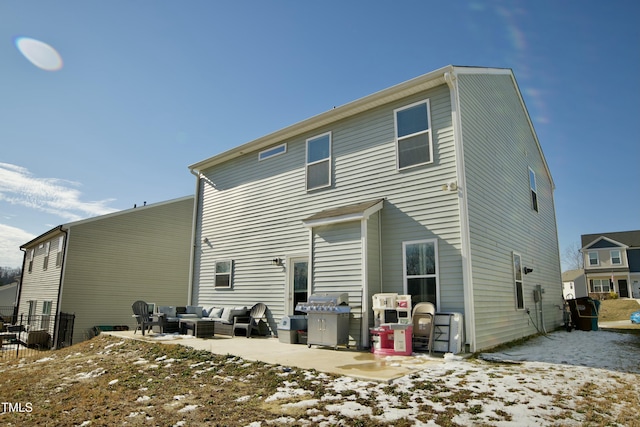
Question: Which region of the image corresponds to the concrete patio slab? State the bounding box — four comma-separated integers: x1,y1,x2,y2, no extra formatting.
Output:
105,330,448,382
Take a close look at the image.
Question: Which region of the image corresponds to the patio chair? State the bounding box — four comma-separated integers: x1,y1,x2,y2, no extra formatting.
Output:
233,303,267,338
132,300,164,336
412,302,435,354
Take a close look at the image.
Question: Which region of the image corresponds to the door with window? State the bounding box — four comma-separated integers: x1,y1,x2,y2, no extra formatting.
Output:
286,257,309,316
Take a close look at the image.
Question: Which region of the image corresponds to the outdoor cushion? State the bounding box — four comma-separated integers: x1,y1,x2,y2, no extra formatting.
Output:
219,307,247,323
158,306,177,318
186,306,204,317
205,307,224,319
178,313,199,319
220,307,234,323
230,307,248,320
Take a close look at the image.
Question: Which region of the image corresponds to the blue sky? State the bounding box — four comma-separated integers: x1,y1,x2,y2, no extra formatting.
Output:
1,1,639,269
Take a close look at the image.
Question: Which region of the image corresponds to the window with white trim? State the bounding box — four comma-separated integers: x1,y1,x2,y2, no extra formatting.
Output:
259,143,286,161
41,300,52,330
610,250,621,265
214,260,233,288
528,167,538,212
306,132,331,190
28,249,34,273
513,252,524,310
28,300,37,327
43,241,51,270
395,100,433,170
403,239,438,308
588,251,599,266
56,236,64,267
590,279,611,293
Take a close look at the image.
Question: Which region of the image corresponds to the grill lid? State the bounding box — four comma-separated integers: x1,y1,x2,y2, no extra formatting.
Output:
295,292,351,314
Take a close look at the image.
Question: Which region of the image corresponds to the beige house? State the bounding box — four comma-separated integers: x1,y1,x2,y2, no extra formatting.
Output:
581,230,640,298
17,196,194,347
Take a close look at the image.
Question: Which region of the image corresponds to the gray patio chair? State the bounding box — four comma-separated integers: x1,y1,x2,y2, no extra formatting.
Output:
132,300,164,336
233,303,267,338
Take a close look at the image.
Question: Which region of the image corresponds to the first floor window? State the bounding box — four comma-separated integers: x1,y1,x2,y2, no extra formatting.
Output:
403,239,438,308
395,100,432,170
610,250,621,265
590,279,611,293
28,300,37,327
41,301,52,330
513,252,524,310
214,260,233,288
306,132,331,191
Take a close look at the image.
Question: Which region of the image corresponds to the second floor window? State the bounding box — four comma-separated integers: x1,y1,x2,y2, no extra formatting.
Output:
43,241,50,270
306,132,331,191
611,250,621,265
588,251,599,266
395,100,432,170
528,167,538,212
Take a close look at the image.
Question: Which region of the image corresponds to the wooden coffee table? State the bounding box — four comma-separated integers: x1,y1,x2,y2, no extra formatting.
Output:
179,319,215,338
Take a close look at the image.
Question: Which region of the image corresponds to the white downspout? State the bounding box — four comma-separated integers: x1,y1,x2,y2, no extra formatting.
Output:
445,70,477,353
188,168,202,306
361,218,369,348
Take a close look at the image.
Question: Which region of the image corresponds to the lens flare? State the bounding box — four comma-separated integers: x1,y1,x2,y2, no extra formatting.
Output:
15,37,63,71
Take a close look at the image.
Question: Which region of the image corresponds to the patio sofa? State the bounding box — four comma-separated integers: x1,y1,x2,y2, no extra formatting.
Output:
157,305,249,336
8,325,51,349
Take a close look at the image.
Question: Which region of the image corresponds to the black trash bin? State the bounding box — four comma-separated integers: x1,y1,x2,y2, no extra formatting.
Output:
568,297,599,331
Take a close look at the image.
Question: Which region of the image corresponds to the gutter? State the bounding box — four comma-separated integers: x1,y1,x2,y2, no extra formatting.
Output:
53,227,69,348
16,248,27,323
444,70,477,353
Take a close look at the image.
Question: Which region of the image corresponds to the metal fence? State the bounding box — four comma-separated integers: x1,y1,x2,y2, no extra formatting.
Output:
1,312,75,360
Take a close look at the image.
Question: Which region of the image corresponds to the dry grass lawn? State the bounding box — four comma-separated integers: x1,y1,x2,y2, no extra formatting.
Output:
1,333,639,426
598,298,640,322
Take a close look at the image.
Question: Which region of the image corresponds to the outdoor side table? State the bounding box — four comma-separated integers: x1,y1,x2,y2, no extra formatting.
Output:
179,319,215,338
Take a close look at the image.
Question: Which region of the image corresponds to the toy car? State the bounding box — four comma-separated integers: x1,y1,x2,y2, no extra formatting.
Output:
631,311,640,324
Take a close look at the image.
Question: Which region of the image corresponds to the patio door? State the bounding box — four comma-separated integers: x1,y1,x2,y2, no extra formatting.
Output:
286,257,308,316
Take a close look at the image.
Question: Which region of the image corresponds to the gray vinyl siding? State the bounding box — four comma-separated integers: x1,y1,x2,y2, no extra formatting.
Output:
17,236,63,335
457,73,562,350
313,222,363,346
193,83,463,331
59,197,193,344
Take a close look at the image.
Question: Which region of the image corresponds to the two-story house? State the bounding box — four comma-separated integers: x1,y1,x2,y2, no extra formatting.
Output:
581,230,640,298
17,196,194,347
188,65,564,353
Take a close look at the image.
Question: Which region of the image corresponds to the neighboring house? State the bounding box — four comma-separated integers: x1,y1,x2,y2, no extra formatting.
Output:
580,230,640,299
561,269,588,300
17,196,194,347
0,282,18,307
188,65,563,353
